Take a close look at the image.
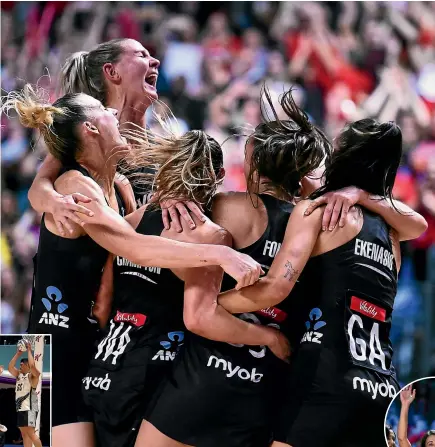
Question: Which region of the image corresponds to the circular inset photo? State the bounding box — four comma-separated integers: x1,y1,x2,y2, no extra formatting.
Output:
385,377,435,446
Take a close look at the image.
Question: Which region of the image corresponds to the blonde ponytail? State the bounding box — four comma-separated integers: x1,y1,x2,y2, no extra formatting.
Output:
2,84,90,165
2,84,65,130
60,39,128,103
60,51,90,96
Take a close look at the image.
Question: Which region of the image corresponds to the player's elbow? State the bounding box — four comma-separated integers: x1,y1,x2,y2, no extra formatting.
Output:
260,277,289,307
183,306,215,337
183,310,204,335
411,215,428,239
398,213,428,241
397,435,410,446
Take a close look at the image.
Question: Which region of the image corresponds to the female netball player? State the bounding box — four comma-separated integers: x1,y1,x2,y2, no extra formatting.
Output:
80,127,290,447
386,425,397,447
132,89,427,447
0,368,6,447
8,342,42,447
28,38,203,235
398,385,435,447
2,87,262,447
217,117,428,447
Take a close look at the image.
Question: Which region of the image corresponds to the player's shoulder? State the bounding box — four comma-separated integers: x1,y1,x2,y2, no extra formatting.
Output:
191,218,231,246
292,199,323,223
55,169,103,200
211,191,257,230
212,191,252,214
203,219,231,245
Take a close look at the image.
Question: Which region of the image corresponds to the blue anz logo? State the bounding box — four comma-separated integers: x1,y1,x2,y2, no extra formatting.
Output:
153,331,184,361
39,286,69,328
301,308,326,344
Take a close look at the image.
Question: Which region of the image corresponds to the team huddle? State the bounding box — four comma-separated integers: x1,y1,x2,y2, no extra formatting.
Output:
2,38,429,447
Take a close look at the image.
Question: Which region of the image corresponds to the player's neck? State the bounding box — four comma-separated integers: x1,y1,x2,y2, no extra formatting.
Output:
254,177,293,203
106,94,149,129
77,147,118,195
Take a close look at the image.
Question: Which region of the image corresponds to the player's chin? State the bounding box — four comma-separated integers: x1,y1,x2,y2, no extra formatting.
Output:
143,85,158,101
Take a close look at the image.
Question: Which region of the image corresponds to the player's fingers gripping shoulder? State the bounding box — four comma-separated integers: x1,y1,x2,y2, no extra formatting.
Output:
294,199,325,226
56,171,107,205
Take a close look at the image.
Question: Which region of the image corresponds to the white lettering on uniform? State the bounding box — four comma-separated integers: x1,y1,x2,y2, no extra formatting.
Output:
116,256,161,274
369,323,386,371
263,241,282,258
352,376,396,400
354,239,393,271
38,312,70,328
151,350,176,361
301,331,323,344
95,321,132,365
348,314,366,362
348,315,387,372
206,355,263,383
82,373,111,391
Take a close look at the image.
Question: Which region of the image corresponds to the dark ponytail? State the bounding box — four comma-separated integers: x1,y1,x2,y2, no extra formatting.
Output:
248,85,331,198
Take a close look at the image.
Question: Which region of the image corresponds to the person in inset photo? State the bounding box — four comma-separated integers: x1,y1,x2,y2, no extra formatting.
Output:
7,342,42,447
0,365,8,447
0,425,6,447
386,424,397,447
0,364,7,447
388,383,435,447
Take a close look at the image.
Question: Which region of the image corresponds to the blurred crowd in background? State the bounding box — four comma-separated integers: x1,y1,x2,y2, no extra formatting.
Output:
1,1,435,382
386,379,435,447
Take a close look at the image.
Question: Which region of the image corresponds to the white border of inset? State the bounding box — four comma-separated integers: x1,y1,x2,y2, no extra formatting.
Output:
384,376,435,446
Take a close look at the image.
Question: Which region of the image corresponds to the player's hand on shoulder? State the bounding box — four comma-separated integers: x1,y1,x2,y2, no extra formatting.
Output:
48,192,94,236
303,187,367,231
51,170,107,235
160,199,206,232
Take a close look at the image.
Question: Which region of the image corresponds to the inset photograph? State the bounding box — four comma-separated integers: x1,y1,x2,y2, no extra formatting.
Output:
0,335,51,447
385,377,435,447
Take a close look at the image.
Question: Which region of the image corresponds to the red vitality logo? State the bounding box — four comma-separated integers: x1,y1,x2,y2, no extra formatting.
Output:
256,307,287,322
350,297,386,322
114,311,147,327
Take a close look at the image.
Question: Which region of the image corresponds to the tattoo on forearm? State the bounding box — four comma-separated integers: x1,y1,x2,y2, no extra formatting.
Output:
284,261,299,282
